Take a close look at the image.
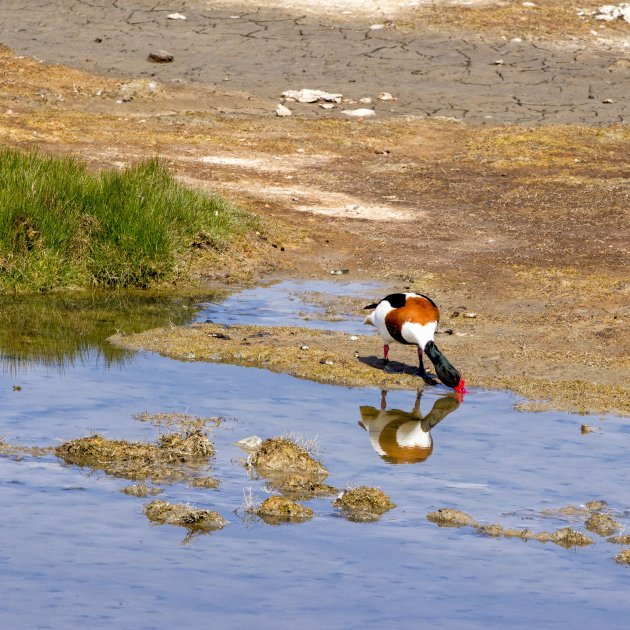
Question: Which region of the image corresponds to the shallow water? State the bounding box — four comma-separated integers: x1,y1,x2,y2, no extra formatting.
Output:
1,281,629,629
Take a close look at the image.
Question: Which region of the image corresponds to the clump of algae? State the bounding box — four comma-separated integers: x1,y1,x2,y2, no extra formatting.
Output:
333,486,395,522
427,507,595,548
55,429,214,483
134,411,221,431
255,496,314,525
615,549,630,566
144,500,226,534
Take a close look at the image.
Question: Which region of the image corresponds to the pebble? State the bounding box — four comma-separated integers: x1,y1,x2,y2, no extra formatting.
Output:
377,92,396,101
341,108,376,118
320,103,336,109
320,359,335,365
167,12,187,20
359,97,373,104
350,336,358,341
463,312,478,318
235,435,263,452
300,345,310,351
148,50,174,63
275,103,292,117
330,269,349,275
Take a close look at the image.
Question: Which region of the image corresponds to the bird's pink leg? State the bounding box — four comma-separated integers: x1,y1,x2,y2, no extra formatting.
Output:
383,344,390,364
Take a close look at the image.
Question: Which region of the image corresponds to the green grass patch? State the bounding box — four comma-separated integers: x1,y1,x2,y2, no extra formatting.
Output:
0,149,259,291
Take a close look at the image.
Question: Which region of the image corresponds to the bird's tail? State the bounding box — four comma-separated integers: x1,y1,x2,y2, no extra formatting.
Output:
363,302,378,326
424,340,462,389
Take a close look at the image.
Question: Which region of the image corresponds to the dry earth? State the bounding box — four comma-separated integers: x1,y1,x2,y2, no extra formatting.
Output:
0,0,629,414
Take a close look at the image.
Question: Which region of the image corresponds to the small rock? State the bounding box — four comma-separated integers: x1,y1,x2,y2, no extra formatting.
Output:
167,12,187,20
615,548,630,565
493,59,505,65
377,92,396,101
282,89,342,103
148,50,174,63
370,23,386,30
208,332,231,340
581,424,593,434
275,103,292,117
341,108,376,118
359,97,373,104
522,1,536,6
300,345,310,350
235,435,263,452
330,269,349,275
602,98,614,104
319,359,334,366
320,103,336,109
349,336,358,341
463,312,477,318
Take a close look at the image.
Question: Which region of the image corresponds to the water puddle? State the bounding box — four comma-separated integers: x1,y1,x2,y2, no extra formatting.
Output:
1,281,629,628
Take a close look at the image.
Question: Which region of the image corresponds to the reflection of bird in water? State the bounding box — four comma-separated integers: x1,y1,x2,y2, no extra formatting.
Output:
359,390,460,464
363,292,467,395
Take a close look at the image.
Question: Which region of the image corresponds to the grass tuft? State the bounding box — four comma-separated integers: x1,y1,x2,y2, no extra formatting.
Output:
0,149,259,291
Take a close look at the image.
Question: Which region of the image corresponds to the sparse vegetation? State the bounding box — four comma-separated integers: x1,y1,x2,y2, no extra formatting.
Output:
0,149,259,291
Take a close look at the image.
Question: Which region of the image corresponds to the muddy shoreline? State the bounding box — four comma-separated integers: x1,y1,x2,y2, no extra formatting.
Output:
0,1,628,416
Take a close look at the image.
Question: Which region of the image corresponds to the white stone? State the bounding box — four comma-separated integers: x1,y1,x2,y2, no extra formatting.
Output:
377,92,396,101
341,108,376,117
275,103,292,117
282,88,343,103
235,436,263,452
359,97,373,104
167,12,187,20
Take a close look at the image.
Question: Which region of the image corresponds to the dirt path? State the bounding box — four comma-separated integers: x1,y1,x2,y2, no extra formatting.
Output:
0,1,628,415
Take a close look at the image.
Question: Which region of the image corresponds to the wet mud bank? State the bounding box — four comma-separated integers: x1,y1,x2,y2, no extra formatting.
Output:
109,321,629,415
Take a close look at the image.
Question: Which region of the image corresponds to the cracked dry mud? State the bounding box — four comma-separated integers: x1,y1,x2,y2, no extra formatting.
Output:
0,1,628,415
1,0,628,124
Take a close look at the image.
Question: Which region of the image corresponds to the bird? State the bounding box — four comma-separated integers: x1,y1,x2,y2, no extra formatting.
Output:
363,292,467,394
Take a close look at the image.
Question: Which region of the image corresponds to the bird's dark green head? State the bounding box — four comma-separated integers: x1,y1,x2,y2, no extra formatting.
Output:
424,340,464,391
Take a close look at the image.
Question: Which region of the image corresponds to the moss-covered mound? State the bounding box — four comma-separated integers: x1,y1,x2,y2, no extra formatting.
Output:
255,496,314,525
249,437,328,480
585,513,621,537
427,508,478,528
55,430,213,483
334,486,395,522
144,500,226,533
267,474,337,500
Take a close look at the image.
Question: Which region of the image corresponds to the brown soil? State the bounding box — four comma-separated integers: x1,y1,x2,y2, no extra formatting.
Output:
1,1,628,416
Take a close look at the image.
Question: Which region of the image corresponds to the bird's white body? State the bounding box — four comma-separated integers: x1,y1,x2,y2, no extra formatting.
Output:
364,293,437,350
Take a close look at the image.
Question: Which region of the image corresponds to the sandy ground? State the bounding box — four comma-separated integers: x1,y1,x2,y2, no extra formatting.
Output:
0,0,629,415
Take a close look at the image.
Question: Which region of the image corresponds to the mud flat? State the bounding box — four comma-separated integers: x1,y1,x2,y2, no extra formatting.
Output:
110,321,630,416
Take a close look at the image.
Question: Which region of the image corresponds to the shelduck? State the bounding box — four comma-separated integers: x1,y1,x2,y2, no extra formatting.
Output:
363,292,467,394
